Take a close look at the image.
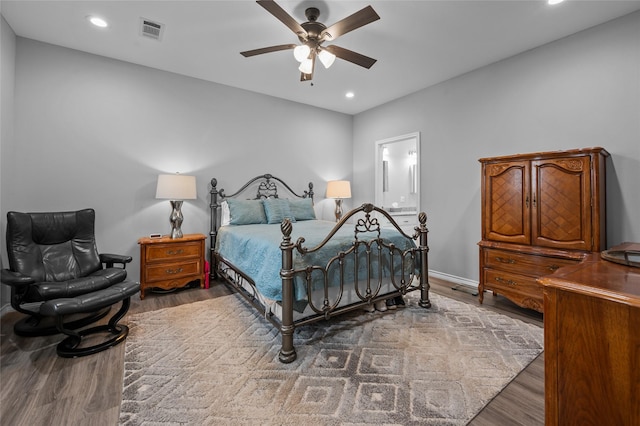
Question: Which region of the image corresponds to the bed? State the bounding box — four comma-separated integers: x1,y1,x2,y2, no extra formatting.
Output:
209,174,431,363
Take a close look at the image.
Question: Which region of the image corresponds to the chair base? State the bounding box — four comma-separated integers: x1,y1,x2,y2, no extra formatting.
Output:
57,324,129,358
54,294,133,358
13,307,111,337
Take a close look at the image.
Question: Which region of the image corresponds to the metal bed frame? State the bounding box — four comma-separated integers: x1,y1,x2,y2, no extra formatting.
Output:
210,174,430,363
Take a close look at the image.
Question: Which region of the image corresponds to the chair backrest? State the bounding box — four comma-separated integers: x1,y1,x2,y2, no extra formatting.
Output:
6,209,102,282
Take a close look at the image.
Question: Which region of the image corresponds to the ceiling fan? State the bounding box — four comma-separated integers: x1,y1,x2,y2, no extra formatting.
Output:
240,0,380,82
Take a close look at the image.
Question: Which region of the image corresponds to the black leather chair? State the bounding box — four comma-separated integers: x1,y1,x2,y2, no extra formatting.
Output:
1,209,140,357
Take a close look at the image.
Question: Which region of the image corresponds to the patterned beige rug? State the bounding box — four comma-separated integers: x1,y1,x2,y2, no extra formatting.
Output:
119,292,543,425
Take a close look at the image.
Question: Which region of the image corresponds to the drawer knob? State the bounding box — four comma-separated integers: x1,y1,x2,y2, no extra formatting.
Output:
166,249,184,256
495,256,516,264
548,264,560,271
166,267,183,274
495,277,517,286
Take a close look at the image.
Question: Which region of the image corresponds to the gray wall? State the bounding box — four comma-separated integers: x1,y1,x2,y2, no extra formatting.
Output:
353,11,640,285
1,36,353,309
1,15,16,309
2,11,639,310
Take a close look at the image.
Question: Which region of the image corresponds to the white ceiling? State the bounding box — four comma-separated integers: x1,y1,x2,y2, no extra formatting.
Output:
3,1,640,115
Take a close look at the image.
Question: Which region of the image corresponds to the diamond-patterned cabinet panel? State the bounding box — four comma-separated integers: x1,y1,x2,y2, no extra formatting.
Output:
533,156,591,251
485,161,530,244
490,168,524,235
537,167,582,240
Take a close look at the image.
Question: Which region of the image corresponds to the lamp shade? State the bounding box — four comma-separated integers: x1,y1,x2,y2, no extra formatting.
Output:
318,49,336,69
293,44,311,62
298,58,313,74
326,180,351,199
155,174,197,200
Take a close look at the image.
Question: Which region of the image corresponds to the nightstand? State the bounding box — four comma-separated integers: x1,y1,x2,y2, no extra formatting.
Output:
137,233,206,299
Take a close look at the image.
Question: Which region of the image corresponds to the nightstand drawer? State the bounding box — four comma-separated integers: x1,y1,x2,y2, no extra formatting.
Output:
483,248,577,277
145,241,202,262
145,259,202,283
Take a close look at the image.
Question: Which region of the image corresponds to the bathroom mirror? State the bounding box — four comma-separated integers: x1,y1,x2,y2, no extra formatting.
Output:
375,132,420,215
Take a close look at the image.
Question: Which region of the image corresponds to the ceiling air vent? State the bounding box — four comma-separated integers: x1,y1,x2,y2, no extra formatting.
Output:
140,18,164,41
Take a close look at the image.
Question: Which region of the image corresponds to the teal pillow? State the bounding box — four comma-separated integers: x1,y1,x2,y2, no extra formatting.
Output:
227,199,267,225
262,198,296,224
288,198,316,221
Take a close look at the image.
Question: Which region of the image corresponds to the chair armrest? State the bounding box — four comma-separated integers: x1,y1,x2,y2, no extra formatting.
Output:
99,253,133,269
1,269,36,288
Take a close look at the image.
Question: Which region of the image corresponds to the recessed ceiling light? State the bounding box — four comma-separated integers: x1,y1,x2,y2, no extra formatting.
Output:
345,92,355,99
548,0,565,5
87,16,108,28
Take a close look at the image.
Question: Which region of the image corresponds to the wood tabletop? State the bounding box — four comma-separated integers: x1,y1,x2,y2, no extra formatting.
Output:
539,242,640,308
137,233,206,245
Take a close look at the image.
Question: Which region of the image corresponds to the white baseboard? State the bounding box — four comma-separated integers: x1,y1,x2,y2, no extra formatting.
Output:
1,303,15,317
429,270,478,290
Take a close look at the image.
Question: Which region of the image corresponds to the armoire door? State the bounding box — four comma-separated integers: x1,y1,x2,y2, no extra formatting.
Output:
483,160,531,245
531,155,592,251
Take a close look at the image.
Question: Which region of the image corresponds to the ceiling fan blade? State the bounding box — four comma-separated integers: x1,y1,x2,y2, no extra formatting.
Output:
324,45,377,69
257,0,307,37
321,5,380,41
240,44,297,57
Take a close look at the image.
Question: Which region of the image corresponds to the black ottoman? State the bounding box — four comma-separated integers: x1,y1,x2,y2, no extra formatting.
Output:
40,281,140,358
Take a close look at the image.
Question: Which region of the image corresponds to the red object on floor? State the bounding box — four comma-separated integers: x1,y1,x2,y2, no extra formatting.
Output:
204,260,210,289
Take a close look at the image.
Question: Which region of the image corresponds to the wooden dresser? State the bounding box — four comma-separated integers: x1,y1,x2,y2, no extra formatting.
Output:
478,147,608,312
138,233,206,299
539,247,640,426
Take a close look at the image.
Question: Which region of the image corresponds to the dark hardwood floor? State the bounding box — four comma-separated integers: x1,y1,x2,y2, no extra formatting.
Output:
0,278,543,425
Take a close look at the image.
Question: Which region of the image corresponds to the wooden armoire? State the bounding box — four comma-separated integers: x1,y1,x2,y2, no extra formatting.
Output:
478,147,608,312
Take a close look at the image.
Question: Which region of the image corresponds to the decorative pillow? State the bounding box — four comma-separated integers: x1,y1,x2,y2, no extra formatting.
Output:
220,200,231,226
227,199,267,225
288,198,316,221
262,198,296,224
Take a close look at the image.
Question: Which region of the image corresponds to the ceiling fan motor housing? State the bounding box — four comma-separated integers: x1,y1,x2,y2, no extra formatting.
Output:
305,7,320,22
300,9,327,43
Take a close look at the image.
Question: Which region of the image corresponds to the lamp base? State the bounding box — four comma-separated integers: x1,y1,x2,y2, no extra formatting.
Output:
169,200,184,239
334,199,343,222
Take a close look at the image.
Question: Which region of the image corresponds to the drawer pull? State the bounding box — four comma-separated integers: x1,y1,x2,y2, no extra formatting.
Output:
548,264,560,271
166,267,183,274
495,277,517,286
495,256,516,264
166,249,184,256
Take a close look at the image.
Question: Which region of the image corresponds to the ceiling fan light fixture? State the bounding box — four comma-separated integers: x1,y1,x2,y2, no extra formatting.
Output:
293,44,311,62
243,1,380,82
298,58,313,74
318,49,336,69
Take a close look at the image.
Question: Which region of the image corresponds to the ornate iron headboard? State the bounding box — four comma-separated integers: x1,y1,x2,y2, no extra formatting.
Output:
209,174,314,279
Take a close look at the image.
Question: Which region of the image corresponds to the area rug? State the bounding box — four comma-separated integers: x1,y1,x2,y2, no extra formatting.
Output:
119,292,543,425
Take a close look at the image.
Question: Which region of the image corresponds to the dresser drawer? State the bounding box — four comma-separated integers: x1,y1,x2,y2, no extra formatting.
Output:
145,259,202,283
145,241,202,263
483,248,577,277
379,214,418,236
390,215,414,226
483,268,544,312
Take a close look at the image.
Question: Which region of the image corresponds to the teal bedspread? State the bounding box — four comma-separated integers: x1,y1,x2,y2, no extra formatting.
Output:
216,220,415,303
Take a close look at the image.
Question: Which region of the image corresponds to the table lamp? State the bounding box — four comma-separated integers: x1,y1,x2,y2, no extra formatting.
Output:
326,180,351,222
155,173,197,238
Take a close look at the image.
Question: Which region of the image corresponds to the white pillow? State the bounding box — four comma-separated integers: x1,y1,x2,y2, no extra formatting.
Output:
221,200,231,226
